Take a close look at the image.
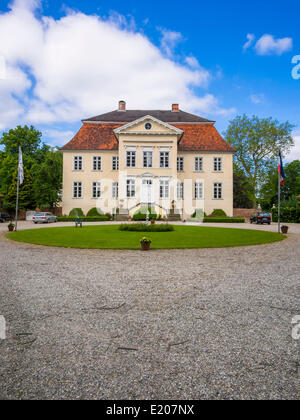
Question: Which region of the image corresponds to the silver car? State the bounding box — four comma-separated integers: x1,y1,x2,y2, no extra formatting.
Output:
32,212,57,224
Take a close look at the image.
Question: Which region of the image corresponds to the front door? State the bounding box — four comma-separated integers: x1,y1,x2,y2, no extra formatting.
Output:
141,179,154,204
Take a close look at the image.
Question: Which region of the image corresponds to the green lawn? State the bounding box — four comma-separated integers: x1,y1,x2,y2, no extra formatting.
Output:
6,225,286,249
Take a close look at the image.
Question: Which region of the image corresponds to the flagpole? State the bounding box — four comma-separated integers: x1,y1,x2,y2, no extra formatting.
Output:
15,169,19,232
278,150,281,234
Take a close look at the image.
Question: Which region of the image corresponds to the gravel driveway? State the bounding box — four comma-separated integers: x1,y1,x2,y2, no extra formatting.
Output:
0,222,299,400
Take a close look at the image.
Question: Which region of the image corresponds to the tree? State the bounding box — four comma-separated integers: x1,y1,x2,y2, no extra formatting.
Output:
31,149,63,208
224,115,294,208
233,165,253,208
0,125,43,156
260,160,300,208
5,167,35,211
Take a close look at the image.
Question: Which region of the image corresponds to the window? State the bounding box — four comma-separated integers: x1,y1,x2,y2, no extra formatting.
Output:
112,182,119,199
126,151,136,168
160,179,169,199
214,157,222,172
73,156,82,171
143,151,153,168
214,183,222,199
112,156,119,171
145,123,152,130
93,156,102,171
73,182,82,198
126,179,136,198
194,182,204,199
160,151,169,168
92,182,101,198
195,157,203,172
177,182,184,199
177,157,184,172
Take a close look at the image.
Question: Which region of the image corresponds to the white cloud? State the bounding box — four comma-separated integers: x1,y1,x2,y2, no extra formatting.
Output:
0,1,234,131
250,94,265,104
255,34,293,56
243,33,255,51
42,129,75,146
287,132,300,161
159,29,183,58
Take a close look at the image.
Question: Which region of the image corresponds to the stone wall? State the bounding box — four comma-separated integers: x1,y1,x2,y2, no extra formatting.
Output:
233,208,256,221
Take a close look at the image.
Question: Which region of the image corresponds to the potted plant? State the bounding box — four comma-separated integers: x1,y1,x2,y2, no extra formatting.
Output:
140,237,151,251
8,222,15,232
151,219,155,225
281,225,289,234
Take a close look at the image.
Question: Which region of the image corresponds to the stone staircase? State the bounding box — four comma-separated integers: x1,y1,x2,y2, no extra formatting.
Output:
167,209,181,222
115,210,129,222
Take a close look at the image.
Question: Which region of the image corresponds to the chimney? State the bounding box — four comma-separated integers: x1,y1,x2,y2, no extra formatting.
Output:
172,103,179,112
118,100,126,111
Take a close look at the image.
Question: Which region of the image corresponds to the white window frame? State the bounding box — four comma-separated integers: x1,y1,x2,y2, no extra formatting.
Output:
213,182,222,199
194,182,204,199
126,150,136,168
73,156,83,171
143,150,153,168
195,157,203,172
159,179,170,199
177,182,184,199
73,182,82,198
92,182,101,198
126,178,136,198
112,182,119,199
177,157,184,172
92,156,102,171
214,157,222,172
112,156,119,171
160,151,170,168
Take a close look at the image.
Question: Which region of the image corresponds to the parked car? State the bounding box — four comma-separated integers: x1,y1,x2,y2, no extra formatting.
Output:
250,212,272,225
0,212,14,223
32,212,57,224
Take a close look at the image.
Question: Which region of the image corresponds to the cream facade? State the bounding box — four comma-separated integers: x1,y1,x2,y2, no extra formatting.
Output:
62,109,234,219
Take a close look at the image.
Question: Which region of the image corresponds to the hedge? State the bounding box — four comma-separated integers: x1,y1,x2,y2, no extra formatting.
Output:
271,207,300,223
119,223,174,232
133,207,157,221
58,216,110,222
203,217,245,223
210,209,227,217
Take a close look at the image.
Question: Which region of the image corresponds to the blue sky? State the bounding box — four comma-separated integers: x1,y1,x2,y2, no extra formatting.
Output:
0,0,299,160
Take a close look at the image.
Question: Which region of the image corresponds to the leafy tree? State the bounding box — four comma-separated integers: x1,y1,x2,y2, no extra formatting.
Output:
5,167,35,211
224,115,294,207
260,160,300,208
0,125,43,156
31,149,63,208
233,165,253,208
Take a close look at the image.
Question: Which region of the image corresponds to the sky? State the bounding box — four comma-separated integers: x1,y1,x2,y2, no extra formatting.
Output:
0,0,299,161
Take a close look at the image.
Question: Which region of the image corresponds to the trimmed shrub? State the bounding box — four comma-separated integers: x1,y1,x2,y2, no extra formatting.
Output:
87,207,104,217
69,208,84,217
119,223,174,232
191,209,206,218
203,217,245,223
58,216,110,222
209,209,227,217
133,207,157,221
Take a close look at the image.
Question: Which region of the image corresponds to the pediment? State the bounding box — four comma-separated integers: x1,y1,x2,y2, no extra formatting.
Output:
113,115,183,137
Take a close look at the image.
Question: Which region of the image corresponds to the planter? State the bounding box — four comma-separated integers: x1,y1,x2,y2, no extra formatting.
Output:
141,243,151,251
281,226,289,234
151,220,155,225
8,226,14,232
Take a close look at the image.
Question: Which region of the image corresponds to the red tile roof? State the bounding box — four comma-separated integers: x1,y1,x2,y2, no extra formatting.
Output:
61,123,120,151
61,122,235,153
175,124,235,152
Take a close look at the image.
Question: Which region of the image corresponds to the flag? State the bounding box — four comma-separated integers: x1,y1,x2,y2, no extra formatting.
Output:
18,146,24,185
278,151,286,186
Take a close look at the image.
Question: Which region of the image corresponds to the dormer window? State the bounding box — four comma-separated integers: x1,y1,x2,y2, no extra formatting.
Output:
145,123,152,130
